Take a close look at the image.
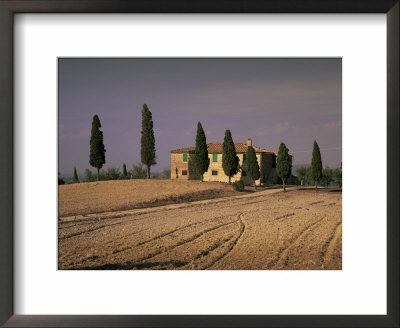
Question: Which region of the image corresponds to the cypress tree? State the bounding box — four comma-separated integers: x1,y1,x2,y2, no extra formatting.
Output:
140,104,156,179
122,163,128,179
222,130,239,184
276,142,291,192
310,140,323,192
73,167,80,183
89,114,106,181
194,122,210,182
245,146,260,190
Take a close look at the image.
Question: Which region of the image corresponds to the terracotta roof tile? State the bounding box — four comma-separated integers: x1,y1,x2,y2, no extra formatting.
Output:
170,142,277,155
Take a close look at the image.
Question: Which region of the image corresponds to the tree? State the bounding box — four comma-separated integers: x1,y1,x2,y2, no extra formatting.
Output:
162,167,171,179
245,146,260,189
58,172,65,185
140,104,156,179
102,167,121,180
295,165,308,186
322,166,333,187
130,162,147,179
89,114,106,181
276,142,291,192
194,122,210,182
122,163,128,179
310,140,323,192
84,168,96,182
222,129,239,184
72,167,80,183
151,172,161,178
333,164,342,188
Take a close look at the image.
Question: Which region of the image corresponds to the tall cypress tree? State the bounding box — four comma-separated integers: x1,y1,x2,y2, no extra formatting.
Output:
73,166,80,183
194,122,209,182
310,140,323,192
140,104,156,179
89,114,106,181
245,146,260,189
222,129,239,184
276,142,291,192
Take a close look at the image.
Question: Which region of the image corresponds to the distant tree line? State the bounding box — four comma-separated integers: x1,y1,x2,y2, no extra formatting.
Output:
295,162,342,188
76,164,170,183
283,140,342,192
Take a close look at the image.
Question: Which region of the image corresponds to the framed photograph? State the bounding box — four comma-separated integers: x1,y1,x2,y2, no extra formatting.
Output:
0,1,398,327
57,57,343,272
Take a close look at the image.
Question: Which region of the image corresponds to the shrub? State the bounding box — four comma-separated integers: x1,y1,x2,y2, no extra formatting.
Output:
232,180,244,192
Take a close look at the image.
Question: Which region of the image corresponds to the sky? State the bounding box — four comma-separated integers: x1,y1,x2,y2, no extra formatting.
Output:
58,58,342,175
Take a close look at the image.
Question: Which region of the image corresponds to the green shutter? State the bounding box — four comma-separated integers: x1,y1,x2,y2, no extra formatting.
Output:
212,153,218,162
243,153,246,161
183,153,187,162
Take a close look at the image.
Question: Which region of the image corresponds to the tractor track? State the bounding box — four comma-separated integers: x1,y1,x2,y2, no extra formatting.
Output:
204,214,246,270
265,217,325,269
73,216,239,270
320,221,342,269
59,189,341,270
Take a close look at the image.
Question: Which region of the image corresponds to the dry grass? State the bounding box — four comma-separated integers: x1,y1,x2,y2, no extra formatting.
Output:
59,179,240,217
58,187,342,270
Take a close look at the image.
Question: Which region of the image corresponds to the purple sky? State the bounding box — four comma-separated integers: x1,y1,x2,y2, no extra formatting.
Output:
58,58,341,174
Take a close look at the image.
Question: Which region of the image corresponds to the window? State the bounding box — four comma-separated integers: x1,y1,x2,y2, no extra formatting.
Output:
182,170,188,176
212,153,218,162
243,153,246,162
212,170,218,176
183,153,187,162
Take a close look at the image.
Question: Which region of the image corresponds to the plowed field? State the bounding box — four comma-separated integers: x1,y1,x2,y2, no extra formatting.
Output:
58,179,239,217
58,185,342,270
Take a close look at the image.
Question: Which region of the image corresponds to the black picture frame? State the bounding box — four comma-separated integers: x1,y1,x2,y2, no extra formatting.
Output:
0,1,398,327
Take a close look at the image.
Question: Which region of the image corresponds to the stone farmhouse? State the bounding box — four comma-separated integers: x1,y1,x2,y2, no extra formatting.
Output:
170,138,294,185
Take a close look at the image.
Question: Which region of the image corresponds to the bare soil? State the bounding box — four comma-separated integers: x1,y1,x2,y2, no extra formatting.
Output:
58,186,342,270
59,179,242,217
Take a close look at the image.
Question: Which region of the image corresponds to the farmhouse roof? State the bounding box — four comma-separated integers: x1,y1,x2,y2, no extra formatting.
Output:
170,142,277,155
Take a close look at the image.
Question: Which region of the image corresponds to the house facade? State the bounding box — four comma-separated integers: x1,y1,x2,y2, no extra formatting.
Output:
170,138,293,185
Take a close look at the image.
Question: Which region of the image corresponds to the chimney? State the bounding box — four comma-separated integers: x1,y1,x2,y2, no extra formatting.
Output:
246,138,252,146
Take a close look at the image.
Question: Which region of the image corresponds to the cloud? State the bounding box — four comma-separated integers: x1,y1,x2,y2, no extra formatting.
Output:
272,122,290,134
179,79,341,115
322,121,342,131
256,122,292,137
